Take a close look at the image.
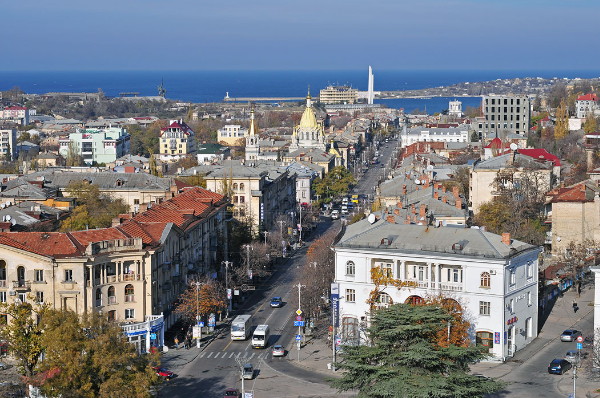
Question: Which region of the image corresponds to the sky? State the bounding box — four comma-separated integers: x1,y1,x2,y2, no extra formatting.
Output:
1,0,599,71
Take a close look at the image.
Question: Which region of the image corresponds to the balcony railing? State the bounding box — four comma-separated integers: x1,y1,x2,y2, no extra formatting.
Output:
106,275,117,283
123,273,139,281
13,280,31,290
108,296,117,305
440,282,463,292
125,295,135,303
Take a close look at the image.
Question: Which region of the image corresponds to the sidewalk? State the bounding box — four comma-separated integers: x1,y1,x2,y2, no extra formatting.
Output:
471,280,599,396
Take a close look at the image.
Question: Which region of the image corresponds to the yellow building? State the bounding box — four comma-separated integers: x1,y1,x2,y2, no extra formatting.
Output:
159,119,196,162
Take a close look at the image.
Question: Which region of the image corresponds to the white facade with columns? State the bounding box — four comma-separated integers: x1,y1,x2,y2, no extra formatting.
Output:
334,222,540,361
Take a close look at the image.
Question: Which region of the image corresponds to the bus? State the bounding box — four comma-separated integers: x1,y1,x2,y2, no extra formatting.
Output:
252,324,270,348
231,315,252,340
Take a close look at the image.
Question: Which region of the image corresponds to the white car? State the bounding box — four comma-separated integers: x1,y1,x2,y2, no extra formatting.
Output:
331,210,340,219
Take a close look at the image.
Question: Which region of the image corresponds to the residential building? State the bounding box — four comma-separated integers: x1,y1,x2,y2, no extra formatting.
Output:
1,106,30,125
159,120,196,162
401,126,470,149
197,143,230,164
576,93,599,119
319,85,358,105
218,125,247,146
481,95,530,138
334,221,540,361
0,127,17,161
58,127,130,165
0,187,228,353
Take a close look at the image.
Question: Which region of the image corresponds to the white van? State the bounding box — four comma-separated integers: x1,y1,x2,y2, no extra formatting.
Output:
331,209,340,219
252,325,270,348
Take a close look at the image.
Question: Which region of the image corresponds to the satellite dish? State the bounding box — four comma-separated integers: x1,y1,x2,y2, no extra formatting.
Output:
509,143,518,151
415,179,421,185
427,165,434,170
368,213,376,224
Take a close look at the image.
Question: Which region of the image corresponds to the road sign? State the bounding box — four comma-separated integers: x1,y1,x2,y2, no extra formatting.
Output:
294,321,305,327
150,333,157,340
296,334,302,341
577,336,584,343
199,321,205,327
577,343,583,350
295,315,303,321
296,309,303,315
336,337,342,346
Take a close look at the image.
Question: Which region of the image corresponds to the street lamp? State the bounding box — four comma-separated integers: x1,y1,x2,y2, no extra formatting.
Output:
222,261,232,318
294,282,306,362
194,281,202,348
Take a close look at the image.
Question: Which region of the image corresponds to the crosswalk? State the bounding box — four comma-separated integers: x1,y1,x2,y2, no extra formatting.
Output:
198,351,272,360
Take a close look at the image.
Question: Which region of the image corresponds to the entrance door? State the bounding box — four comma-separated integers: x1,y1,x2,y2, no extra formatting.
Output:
507,326,515,357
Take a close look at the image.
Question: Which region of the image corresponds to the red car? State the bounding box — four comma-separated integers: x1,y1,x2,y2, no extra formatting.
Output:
153,367,175,380
224,388,240,398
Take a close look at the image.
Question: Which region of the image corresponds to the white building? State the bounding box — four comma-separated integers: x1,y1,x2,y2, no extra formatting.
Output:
0,127,17,160
218,124,248,146
448,100,463,117
576,94,599,119
334,221,540,361
401,126,470,148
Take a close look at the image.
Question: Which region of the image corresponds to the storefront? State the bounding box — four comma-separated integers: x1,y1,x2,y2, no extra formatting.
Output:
122,314,164,354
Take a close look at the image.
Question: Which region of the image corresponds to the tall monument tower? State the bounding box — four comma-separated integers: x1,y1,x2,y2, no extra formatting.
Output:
367,66,374,105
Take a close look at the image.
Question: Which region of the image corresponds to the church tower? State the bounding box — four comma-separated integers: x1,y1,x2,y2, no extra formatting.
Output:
290,88,326,151
245,107,260,161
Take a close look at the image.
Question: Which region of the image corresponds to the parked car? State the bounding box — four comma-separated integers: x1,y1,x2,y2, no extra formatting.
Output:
224,388,240,398
560,329,582,342
548,358,572,375
270,297,283,308
564,350,580,364
331,210,340,220
153,367,175,380
272,345,285,357
242,363,254,380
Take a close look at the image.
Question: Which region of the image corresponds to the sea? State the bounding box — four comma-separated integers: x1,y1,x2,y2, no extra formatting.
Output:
1,69,599,114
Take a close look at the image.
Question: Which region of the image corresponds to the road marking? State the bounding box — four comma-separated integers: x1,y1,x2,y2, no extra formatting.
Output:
206,352,214,358
199,352,207,358
213,352,221,358
236,352,241,358
248,353,255,360
229,352,235,358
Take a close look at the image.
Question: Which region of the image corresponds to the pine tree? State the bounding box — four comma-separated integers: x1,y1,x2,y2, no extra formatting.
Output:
331,303,504,398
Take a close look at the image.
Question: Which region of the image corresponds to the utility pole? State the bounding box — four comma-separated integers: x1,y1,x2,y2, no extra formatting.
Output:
263,231,269,245
299,204,302,243
222,261,232,318
195,281,202,348
295,283,305,362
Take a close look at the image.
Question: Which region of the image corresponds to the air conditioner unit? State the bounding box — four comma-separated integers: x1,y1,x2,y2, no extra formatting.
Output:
489,270,497,275
9,291,16,296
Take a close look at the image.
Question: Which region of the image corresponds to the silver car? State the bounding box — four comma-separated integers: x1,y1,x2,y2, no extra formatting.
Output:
560,329,582,342
242,363,254,380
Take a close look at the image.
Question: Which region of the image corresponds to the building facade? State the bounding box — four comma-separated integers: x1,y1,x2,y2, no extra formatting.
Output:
289,93,326,152
59,127,130,165
334,221,540,361
482,95,530,138
576,93,599,119
0,127,17,161
159,120,196,162
401,126,470,148
319,86,358,104
218,125,248,146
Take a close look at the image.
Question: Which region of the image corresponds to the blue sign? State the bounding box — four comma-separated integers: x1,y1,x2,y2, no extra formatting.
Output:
577,343,583,350
199,321,205,327
150,333,157,340
208,321,216,327
331,283,340,327
294,321,305,327
295,334,302,341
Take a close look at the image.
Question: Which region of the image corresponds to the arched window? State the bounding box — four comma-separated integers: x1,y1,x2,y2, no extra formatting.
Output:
240,183,245,190
108,286,116,304
480,272,491,288
376,292,392,309
405,295,424,306
476,331,494,349
17,266,25,286
125,284,134,302
95,288,102,306
233,183,238,190
0,260,6,283
345,261,355,276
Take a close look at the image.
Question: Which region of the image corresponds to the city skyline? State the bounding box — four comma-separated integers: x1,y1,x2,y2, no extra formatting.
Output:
2,0,599,72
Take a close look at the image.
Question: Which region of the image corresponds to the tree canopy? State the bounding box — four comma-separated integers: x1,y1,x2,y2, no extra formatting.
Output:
312,166,356,202
330,303,503,398
175,279,226,322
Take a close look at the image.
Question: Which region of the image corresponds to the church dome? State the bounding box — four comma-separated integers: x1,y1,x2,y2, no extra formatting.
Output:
299,105,318,130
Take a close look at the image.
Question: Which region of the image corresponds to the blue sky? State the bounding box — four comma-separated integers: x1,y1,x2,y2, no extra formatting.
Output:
2,0,598,71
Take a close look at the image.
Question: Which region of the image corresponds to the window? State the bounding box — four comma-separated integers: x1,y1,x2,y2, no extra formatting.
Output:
447,267,462,283
509,299,514,313
107,310,116,321
346,289,356,303
240,183,245,190
34,269,44,282
480,272,490,288
96,288,102,306
476,331,494,348
510,269,516,286
125,309,135,319
479,301,491,316
64,269,73,282
526,261,533,278
125,284,134,302
526,317,533,338
527,291,532,306
36,291,44,304
108,286,116,304
18,293,26,303
376,293,392,309
346,261,355,276
239,196,245,203
134,199,140,205
0,291,6,303
233,183,238,190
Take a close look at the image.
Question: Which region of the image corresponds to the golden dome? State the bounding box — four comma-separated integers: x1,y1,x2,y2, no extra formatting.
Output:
298,106,318,130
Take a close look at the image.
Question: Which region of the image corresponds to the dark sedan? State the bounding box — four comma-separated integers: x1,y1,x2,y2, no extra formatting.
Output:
548,359,572,375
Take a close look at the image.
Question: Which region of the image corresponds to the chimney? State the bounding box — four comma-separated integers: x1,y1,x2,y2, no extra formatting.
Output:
442,186,447,193
402,184,407,195
139,203,149,213
419,204,426,217
386,215,395,223
393,208,400,215
442,196,447,203
434,192,439,200
501,232,511,245
455,198,462,209
397,202,402,208
452,186,460,199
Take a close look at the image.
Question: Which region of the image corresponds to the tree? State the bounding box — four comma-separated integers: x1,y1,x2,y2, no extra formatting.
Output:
36,310,159,398
65,142,84,167
312,166,356,201
175,279,226,323
584,114,598,134
330,303,503,398
0,301,46,378
554,100,569,140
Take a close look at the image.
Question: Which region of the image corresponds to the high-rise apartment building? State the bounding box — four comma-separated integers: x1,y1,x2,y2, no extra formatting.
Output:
482,95,530,139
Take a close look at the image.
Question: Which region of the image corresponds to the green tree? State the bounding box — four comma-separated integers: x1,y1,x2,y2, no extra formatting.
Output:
0,301,46,378
331,304,503,398
312,166,356,201
65,142,84,166
36,310,159,398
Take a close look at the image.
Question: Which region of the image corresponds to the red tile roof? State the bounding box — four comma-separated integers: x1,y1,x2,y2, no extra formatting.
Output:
577,94,598,102
4,106,27,110
484,137,503,149
518,148,561,166
548,182,589,203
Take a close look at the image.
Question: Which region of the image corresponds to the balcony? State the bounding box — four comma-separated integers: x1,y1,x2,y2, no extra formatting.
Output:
125,294,135,303
0,280,6,288
440,282,463,292
106,275,117,283
13,280,31,291
108,296,117,305
123,273,140,282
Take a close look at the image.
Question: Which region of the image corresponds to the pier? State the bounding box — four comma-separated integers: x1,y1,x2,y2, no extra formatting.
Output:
223,96,306,102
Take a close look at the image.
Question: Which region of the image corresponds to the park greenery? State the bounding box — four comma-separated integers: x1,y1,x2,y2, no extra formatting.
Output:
330,303,504,398
0,302,159,398
312,166,356,203
60,181,129,231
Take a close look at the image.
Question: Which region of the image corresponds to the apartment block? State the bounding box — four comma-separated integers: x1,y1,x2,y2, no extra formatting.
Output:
482,95,530,138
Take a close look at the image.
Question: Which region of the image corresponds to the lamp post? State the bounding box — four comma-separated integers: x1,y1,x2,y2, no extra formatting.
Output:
222,261,232,318
294,282,306,362
195,281,202,348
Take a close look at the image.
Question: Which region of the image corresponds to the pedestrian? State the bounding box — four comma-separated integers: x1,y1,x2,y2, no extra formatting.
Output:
174,337,179,349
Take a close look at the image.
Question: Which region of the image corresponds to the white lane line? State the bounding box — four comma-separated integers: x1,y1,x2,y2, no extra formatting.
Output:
199,352,207,358
213,352,221,358
229,352,235,358
248,353,255,360
206,352,214,358
236,352,241,358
